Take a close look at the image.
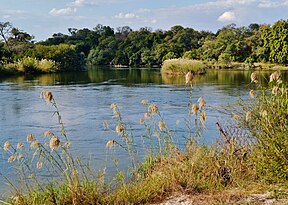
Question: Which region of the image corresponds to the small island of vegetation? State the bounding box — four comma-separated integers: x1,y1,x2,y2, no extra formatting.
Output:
161,59,206,75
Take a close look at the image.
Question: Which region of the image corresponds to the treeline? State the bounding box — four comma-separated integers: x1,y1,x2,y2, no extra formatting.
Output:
1,19,288,73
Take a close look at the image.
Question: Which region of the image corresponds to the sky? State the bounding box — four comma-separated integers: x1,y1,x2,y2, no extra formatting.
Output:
1,0,288,41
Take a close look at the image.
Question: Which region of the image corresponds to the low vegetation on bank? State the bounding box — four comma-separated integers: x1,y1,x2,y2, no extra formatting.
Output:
161,58,206,75
0,70,287,205
0,44,85,75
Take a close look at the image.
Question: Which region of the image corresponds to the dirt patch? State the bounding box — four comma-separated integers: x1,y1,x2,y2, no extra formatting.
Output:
152,191,288,205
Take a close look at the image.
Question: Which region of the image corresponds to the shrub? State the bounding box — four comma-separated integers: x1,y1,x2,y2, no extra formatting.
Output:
236,71,288,182
4,57,57,73
37,59,57,72
161,58,206,75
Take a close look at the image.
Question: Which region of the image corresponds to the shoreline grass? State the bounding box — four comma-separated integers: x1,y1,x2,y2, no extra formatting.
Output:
206,61,288,70
0,57,58,75
0,70,287,205
161,58,206,75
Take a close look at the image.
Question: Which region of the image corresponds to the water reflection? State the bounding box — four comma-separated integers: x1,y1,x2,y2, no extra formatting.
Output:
1,67,286,86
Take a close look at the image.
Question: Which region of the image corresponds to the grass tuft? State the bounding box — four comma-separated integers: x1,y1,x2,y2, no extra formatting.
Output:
161,58,206,75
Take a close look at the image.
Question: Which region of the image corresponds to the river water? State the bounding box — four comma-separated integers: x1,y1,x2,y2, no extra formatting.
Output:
0,67,286,197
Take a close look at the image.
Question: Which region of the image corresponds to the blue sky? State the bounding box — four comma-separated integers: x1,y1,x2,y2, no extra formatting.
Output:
1,0,288,41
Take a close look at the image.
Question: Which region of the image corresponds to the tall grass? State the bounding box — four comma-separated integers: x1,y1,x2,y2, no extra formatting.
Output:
3,57,58,74
235,71,288,182
0,70,287,205
161,58,206,75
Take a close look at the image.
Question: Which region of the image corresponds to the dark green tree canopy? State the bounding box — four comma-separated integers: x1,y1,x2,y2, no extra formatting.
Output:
1,19,288,70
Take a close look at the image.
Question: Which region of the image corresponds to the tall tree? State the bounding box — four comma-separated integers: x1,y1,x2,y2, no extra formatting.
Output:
0,21,12,52
269,19,288,64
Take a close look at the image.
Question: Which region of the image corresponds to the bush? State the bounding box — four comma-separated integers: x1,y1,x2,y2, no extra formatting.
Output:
236,71,288,182
28,44,85,71
4,57,57,73
161,58,206,75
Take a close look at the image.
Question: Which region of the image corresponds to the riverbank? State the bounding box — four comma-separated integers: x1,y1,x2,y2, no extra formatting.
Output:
161,59,288,76
4,139,288,205
1,59,288,78
207,61,288,70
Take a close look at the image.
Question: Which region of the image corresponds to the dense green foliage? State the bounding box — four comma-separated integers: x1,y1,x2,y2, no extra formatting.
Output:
0,22,85,73
1,19,288,74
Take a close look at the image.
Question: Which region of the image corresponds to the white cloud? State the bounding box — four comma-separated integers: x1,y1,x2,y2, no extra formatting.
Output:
232,0,257,5
49,7,77,16
114,12,139,19
0,10,28,21
4,10,26,15
217,11,236,22
136,8,151,13
68,0,98,7
68,0,127,6
258,0,278,8
151,19,157,24
257,0,288,8
3,15,11,19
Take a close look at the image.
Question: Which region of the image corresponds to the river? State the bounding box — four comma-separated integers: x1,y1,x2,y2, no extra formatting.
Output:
0,67,286,197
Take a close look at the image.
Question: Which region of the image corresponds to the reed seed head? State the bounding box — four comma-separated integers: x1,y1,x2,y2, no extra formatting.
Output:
116,124,124,135
250,72,258,83
249,90,255,98
198,97,206,109
37,161,43,169
246,111,252,122
44,131,53,138
139,118,145,124
106,140,115,149
200,110,207,125
110,103,117,110
141,100,148,105
269,71,281,82
192,103,199,114
272,86,281,96
185,71,194,84
158,121,166,131
148,104,158,115
277,79,283,85
8,155,16,163
30,140,40,149
26,134,35,142
40,90,53,103
3,141,11,151
113,111,120,117
49,136,60,150
17,142,24,150
144,112,150,118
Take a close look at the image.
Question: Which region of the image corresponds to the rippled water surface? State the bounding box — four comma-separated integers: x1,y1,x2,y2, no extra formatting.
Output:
0,67,286,197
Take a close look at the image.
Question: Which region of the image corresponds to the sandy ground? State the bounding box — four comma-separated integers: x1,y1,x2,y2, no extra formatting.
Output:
152,192,288,205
